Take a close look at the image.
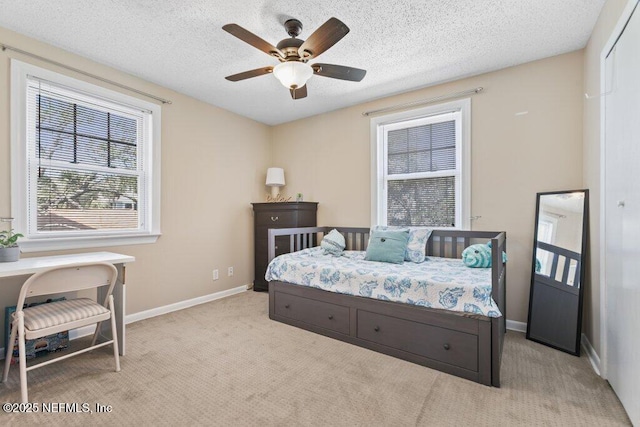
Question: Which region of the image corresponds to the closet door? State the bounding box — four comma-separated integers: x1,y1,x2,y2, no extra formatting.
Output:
604,5,640,425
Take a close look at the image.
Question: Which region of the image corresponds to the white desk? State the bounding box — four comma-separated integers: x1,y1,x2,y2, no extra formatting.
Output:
0,251,135,355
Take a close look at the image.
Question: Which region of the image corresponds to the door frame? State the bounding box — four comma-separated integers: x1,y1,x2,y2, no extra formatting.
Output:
599,0,640,380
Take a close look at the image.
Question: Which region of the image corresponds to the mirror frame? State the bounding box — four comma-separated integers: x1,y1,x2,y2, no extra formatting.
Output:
526,189,589,356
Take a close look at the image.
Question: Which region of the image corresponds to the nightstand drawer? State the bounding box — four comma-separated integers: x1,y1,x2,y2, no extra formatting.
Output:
274,291,350,335
255,211,297,227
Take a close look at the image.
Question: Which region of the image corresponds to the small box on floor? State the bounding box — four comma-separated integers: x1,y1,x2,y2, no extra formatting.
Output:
4,298,69,364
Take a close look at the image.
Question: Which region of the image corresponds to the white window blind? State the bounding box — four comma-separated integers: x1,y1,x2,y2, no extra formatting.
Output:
26,77,147,235
371,99,470,229
386,120,457,226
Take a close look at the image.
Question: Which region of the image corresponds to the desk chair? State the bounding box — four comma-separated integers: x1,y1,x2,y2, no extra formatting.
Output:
2,262,121,403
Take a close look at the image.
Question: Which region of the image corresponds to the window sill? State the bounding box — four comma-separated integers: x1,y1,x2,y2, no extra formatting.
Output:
18,233,161,253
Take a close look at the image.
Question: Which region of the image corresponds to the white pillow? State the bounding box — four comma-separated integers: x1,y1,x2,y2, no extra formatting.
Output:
321,229,346,256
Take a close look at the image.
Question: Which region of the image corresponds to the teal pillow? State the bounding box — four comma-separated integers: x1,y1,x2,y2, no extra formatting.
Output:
371,226,432,263
462,241,507,268
321,229,346,256
365,230,410,264
462,243,492,268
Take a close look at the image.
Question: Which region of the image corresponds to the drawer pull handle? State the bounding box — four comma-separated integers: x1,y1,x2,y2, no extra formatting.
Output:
271,216,279,222
328,315,334,320
443,343,450,350
285,304,290,309
374,326,380,332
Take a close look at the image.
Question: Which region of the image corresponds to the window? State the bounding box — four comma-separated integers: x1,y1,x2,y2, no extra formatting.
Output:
11,60,161,251
371,99,470,228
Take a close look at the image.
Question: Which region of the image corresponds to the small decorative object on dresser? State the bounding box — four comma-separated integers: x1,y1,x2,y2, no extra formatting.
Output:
251,202,317,292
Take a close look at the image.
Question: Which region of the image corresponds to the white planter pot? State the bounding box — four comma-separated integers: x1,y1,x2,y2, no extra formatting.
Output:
0,246,20,262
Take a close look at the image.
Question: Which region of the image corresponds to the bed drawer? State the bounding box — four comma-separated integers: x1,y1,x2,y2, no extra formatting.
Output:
357,310,478,371
274,292,350,335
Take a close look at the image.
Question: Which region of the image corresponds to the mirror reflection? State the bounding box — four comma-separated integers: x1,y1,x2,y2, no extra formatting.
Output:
527,189,588,356
534,192,585,288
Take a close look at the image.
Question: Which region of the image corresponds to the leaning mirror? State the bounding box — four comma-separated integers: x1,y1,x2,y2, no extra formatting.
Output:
526,189,589,355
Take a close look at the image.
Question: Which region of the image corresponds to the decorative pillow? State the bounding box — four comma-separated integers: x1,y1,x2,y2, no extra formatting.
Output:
462,243,492,268
365,230,410,264
462,241,507,268
321,229,346,256
371,226,433,263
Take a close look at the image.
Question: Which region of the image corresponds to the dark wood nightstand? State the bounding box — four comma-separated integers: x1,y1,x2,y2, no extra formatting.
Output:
251,202,318,292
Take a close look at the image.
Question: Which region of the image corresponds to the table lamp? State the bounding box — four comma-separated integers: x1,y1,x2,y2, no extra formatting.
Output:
266,167,285,198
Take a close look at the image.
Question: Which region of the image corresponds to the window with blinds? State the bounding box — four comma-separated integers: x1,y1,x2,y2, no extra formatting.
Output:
385,118,457,227
373,103,468,229
23,75,151,237
11,60,161,251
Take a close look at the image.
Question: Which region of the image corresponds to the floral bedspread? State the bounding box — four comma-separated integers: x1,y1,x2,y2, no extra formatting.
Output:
265,247,502,318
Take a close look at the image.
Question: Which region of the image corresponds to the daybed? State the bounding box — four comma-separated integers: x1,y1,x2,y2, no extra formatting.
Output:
266,226,506,387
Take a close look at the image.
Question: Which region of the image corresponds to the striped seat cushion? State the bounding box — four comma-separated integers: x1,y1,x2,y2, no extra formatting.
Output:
22,298,109,331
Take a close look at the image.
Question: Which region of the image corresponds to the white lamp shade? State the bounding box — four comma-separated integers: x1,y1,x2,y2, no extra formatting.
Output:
273,62,313,89
266,168,285,186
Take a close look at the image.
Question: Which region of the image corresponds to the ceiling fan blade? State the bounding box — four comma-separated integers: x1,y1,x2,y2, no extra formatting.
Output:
225,66,273,82
223,24,284,59
290,85,308,99
298,17,350,60
312,63,366,82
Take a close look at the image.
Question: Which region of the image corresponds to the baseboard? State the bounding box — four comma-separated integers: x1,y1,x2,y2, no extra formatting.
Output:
581,333,601,376
506,319,527,333
125,284,248,324
0,285,249,360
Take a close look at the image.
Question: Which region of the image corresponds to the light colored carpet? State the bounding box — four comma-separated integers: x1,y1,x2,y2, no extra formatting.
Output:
0,291,631,426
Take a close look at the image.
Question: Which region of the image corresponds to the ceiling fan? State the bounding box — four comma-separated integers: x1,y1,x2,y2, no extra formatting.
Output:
223,17,366,100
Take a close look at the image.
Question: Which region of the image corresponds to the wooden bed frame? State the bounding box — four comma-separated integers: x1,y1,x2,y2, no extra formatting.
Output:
267,227,507,387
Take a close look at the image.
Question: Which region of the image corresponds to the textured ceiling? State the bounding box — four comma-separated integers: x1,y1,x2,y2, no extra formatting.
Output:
0,0,605,125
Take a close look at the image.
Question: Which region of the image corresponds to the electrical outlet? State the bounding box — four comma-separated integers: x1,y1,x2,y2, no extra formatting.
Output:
213,269,219,280
228,267,234,277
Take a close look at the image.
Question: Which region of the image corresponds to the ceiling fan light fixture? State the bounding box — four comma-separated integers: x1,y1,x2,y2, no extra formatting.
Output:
223,18,363,99
273,61,313,89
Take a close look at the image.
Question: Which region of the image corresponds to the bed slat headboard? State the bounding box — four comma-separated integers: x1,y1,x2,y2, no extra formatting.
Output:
268,227,505,263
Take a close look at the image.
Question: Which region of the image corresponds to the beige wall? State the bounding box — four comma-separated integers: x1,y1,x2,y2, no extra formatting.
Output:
271,51,585,324
582,0,631,356
0,27,271,346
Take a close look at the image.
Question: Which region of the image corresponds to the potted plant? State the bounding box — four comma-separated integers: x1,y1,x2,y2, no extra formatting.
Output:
0,218,23,262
